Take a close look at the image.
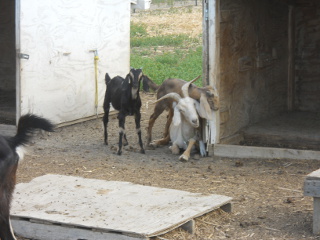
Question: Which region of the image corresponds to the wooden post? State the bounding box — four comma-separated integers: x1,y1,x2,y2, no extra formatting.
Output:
202,0,220,146
287,5,295,111
314,198,320,234
304,169,320,234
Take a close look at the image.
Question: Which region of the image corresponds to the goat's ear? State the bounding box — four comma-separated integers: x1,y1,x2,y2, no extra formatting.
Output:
173,104,181,126
128,74,132,84
195,94,213,120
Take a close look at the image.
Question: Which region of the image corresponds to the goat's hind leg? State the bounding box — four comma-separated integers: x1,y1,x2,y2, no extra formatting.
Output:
0,199,15,240
103,113,109,145
150,109,172,148
135,111,145,154
122,133,128,146
147,104,165,147
103,101,110,145
163,108,173,140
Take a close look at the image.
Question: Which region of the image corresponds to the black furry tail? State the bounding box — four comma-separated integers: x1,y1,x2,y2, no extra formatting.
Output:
105,73,111,85
142,75,159,92
10,114,55,149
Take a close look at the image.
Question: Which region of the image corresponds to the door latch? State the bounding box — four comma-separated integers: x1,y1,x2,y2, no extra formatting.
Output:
18,53,29,59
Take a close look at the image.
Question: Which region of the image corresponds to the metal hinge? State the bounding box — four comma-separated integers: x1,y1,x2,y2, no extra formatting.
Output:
204,0,209,21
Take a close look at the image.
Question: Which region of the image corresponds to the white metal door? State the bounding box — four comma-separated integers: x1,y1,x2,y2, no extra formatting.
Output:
18,0,130,124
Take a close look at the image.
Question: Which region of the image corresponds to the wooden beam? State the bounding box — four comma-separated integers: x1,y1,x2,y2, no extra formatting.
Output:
212,144,320,161
287,5,295,111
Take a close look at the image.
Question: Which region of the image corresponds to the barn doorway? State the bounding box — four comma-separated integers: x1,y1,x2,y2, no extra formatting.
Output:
215,0,320,152
0,0,16,125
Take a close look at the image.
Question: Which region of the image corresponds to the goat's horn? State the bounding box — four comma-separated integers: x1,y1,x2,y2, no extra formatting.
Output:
153,92,181,104
181,75,201,97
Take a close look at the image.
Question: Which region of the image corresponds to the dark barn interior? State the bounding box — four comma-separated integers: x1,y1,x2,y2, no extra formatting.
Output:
0,0,16,125
218,0,320,151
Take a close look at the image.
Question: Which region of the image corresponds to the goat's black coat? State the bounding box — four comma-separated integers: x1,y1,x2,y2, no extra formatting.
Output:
0,114,54,240
103,68,145,155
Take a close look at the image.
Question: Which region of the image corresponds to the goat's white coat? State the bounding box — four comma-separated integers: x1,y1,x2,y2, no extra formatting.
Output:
169,97,212,160
15,146,27,163
170,99,199,150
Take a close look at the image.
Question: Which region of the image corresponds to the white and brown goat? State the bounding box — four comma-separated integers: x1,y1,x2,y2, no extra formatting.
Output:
153,78,212,161
143,75,219,147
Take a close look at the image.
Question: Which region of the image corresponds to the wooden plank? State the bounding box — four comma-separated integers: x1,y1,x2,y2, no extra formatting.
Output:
306,169,320,180
304,180,320,197
0,124,16,136
11,174,232,239
213,144,320,161
11,218,146,240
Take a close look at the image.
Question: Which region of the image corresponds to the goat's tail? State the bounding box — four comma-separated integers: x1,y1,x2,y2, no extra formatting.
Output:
105,73,111,85
10,114,55,149
142,75,159,92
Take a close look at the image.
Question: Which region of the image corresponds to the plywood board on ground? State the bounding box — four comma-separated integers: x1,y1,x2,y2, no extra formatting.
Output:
11,174,232,240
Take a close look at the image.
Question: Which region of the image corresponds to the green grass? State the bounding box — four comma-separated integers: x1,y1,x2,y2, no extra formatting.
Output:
131,34,197,48
130,22,203,86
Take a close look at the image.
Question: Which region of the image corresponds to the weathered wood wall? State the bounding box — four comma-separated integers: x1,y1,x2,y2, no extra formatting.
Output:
218,0,289,142
295,0,320,112
0,0,15,90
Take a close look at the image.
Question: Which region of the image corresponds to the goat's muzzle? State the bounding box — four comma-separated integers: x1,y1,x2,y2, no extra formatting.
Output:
191,118,199,128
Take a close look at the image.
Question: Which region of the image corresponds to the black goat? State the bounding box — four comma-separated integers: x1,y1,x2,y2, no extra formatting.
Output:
103,68,145,155
0,114,54,240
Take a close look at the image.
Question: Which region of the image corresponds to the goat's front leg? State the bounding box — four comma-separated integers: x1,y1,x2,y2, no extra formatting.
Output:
0,216,17,240
0,186,17,240
170,143,180,155
135,111,145,154
117,113,126,155
179,138,196,162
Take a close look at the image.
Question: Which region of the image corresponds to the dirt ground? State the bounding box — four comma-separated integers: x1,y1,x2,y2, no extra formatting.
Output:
14,92,320,240
14,5,320,240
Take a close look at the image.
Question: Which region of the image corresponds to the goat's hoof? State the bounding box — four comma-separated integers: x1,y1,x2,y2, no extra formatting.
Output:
105,141,108,145
149,142,158,148
170,145,180,155
179,155,189,162
140,149,145,154
117,150,122,155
